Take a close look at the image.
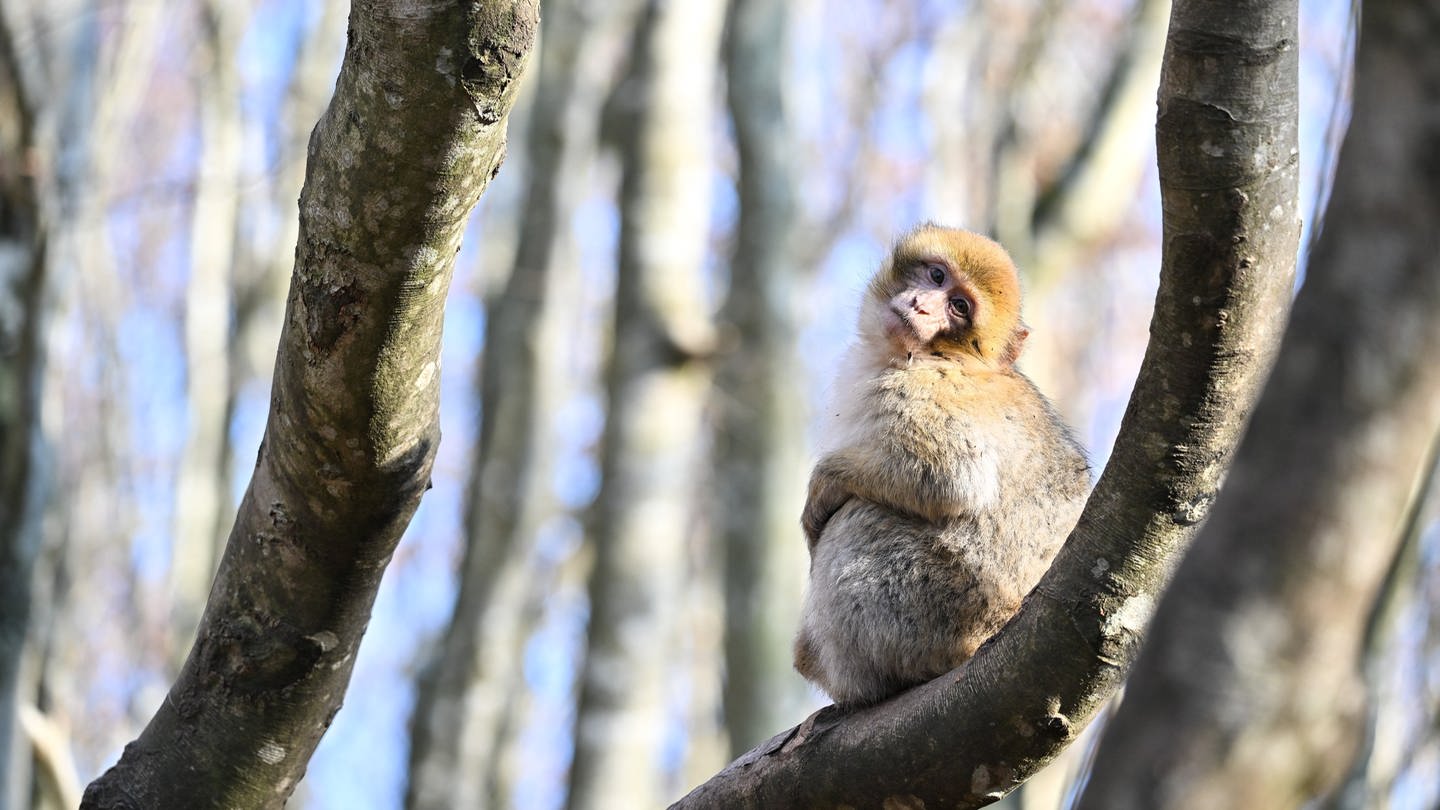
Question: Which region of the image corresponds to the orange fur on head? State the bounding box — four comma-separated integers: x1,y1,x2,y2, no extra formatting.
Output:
867,224,1028,366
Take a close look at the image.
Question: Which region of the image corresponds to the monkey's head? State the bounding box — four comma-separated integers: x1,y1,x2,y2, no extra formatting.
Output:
862,224,1028,367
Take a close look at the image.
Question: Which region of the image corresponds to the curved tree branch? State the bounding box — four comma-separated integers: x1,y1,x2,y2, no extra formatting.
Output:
79,2,538,807
1079,0,1440,805
671,0,1300,805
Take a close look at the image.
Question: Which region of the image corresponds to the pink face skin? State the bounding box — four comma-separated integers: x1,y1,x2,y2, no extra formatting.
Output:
880,262,976,357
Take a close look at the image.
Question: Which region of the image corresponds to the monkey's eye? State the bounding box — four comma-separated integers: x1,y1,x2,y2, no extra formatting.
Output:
927,264,946,285
949,297,972,318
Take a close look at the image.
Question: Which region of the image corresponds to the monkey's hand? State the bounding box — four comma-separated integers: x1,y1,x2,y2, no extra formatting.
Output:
802,458,854,551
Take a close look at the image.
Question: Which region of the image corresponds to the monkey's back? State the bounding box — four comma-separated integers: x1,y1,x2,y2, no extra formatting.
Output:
796,367,1088,707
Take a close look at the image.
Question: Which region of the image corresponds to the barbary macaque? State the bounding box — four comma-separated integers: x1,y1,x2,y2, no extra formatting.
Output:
794,224,1089,707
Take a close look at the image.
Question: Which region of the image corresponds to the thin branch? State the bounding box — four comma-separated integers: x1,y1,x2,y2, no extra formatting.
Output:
19,704,81,810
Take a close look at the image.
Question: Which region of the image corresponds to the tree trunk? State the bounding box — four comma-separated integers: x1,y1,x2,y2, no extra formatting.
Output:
673,0,1300,803
1013,0,1170,286
715,0,811,757
0,9,49,807
1077,0,1440,806
566,0,726,806
405,1,634,806
34,0,168,769
79,2,538,806
170,0,248,657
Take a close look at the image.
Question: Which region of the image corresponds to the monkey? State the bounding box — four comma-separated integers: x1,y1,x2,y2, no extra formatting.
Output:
793,223,1090,707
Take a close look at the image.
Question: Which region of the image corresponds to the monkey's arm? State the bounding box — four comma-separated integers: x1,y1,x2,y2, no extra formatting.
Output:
803,437,998,548
802,460,854,550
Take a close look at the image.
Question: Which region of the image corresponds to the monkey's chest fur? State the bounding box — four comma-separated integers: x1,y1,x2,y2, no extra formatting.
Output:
796,364,1088,707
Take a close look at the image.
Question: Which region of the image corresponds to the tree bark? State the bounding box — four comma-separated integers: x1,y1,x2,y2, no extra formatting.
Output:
672,0,1300,804
79,1,538,806
566,0,726,806
1078,0,1440,806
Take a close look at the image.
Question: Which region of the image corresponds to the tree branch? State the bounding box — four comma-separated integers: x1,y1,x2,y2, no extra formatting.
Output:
671,0,1300,804
1079,0,1440,804
79,2,538,807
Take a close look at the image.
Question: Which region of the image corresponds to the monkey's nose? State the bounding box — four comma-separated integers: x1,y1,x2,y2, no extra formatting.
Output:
911,296,929,315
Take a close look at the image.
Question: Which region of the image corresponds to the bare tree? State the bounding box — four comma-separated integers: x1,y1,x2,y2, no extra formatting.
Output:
566,0,727,806
78,1,539,805
1078,0,1440,806
27,0,172,776
169,0,251,654
995,0,1171,287
404,1,638,806
715,0,811,757
673,0,1301,802
0,7,50,805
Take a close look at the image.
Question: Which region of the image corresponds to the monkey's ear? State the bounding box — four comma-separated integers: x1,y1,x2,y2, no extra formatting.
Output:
1000,325,1030,366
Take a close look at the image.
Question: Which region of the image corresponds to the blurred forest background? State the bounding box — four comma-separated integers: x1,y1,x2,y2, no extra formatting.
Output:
5,0,1437,808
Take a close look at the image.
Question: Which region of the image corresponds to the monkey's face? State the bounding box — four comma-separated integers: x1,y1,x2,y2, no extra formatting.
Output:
864,225,1027,366
877,262,978,357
